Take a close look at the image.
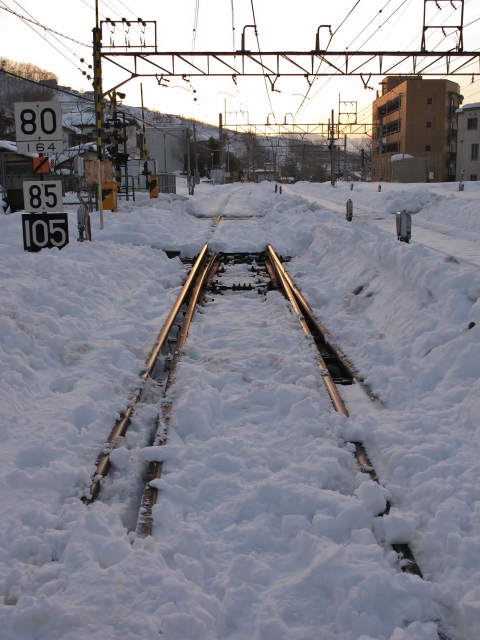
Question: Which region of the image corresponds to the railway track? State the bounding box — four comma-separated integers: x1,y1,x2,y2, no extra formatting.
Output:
83,242,451,640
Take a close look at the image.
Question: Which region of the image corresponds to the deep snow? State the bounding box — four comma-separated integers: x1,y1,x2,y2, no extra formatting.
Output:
0,178,479,639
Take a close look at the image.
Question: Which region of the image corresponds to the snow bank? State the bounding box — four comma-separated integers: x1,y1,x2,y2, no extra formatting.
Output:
1,178,479,639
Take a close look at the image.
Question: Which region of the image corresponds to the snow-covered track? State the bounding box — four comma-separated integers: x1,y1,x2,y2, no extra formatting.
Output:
136,250,279,536
267,246,430,582
81,242,449,639
83,244,210,505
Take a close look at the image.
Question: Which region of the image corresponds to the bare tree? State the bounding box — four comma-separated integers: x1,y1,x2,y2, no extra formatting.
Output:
0,59,57,138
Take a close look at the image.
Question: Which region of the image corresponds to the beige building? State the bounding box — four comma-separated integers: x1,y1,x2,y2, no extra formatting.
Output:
371,77,461,183
455,103,480,182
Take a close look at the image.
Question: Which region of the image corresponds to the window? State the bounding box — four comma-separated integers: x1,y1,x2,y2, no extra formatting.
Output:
470,175,478,181
385,142,400,153
382,119,400,137
427,98,432,104
426,122,432,128
467,118,478,130
472,144,479,161
377,96,401,119
425,145,431,151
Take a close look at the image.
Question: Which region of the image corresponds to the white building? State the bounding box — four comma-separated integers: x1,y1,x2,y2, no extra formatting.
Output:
456,103,480,182
145,127,186,174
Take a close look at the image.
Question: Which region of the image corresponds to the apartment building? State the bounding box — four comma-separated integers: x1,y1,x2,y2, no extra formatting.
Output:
371,76,461,182
456,103,480,182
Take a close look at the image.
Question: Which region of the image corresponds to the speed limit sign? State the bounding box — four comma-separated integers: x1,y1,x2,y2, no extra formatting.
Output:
15,101,65,155
23,181,63,213
22,213,69,252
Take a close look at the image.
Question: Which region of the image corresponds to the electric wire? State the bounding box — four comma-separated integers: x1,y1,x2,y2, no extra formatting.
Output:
294,0,364,116
99,0,149,44
8,0,84,60
295,0,399,117
330,0,363,41
0,5,89,46
192,0,200,52
231,0,236,51
0,0,88,76
295,0,452,120
249,0,276,122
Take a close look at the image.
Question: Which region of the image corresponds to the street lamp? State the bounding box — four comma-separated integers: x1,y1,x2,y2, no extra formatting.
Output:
284,113,294,125
267,113,275,125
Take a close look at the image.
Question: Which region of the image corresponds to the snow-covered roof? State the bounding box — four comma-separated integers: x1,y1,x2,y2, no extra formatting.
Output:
54,142,97,165
390,153,415,162
0,140,36,158
0,140,17,153
456,102,480,114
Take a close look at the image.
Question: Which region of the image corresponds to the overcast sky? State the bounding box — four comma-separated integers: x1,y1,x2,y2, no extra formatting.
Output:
1,0,479,132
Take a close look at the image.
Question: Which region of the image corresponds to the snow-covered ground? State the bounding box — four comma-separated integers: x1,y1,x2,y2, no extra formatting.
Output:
0,179,479,639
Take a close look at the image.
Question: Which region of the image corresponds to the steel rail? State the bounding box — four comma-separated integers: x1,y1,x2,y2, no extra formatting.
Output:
267,246,431,586
267,245,349,417
268,253,367,389
266,246,381,404
83,244,209,505
136,252,219,537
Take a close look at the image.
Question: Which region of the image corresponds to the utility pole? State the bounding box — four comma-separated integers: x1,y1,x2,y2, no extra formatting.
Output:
140,83,149,190
219,113,223,183
93,0,102,161
330,109,335,186
186,127,193,195
163,132,167,174
193,121,198,180
93,0,104,227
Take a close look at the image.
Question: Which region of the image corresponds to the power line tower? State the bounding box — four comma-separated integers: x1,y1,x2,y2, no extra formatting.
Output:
421,0,465,52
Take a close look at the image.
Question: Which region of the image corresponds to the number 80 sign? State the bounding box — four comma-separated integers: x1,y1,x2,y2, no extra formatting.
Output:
14,101,64,155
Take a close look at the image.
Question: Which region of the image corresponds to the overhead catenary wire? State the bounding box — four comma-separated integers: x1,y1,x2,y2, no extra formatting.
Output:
0,5,89,46
8,0,85,59
249,0,276,122
192,0,200,52
293,0,365,115
295,0,440,120
230,0,236,51
0,0,88,77
350,0,476,128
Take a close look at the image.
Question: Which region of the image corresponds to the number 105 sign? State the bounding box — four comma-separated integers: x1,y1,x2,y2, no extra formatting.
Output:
22,213,69,252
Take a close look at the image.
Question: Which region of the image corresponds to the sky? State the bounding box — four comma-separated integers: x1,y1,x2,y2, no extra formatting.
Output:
1,0,480,133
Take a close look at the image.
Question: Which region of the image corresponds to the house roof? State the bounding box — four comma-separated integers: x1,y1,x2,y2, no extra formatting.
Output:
0,140,36,158
54,142,97,165
456,102,480,114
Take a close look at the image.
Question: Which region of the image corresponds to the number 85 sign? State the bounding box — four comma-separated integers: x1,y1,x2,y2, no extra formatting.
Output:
23,181,63,212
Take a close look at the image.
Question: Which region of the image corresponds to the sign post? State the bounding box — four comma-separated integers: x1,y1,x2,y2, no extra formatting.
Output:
21,179,68,252
14,101,69,253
